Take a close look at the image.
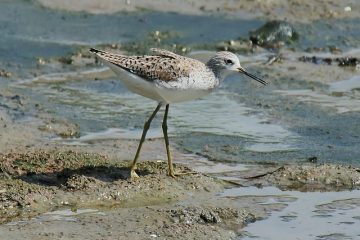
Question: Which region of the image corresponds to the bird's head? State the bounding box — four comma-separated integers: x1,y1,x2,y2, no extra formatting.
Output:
207,51,268,85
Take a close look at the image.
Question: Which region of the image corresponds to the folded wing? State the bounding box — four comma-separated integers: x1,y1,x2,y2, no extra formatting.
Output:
90,48,189,82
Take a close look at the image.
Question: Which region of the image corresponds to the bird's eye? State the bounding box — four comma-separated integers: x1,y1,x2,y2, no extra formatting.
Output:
225,59,233,65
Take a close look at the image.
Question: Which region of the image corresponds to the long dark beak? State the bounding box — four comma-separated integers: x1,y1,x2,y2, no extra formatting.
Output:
238,67,268,85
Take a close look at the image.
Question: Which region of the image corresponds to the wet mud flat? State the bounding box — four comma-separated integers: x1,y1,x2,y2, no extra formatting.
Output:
0,149,266,239
1,0,360,239
0,149,359,239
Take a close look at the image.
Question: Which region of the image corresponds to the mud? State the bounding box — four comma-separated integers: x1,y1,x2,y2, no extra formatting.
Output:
0,150,223,223
299,55,359,67
241,164,360,191
0,149,267,239
1,148,359,239
0,69,11,78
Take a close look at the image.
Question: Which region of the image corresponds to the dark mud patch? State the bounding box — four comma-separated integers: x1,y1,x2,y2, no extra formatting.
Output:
249,20,299,48
0,69,12,78
298,55,359,67
242,164,360,191
153,206,256,239
168,205,256,226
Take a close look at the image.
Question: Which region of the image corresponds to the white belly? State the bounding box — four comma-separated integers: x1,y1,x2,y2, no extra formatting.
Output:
107,63,215,104
155,87,213,103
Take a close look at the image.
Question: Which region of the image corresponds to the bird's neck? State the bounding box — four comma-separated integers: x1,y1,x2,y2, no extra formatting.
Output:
206,59,230,82
206,64,224,81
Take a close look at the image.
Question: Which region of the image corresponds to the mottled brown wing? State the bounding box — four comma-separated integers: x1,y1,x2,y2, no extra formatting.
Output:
90,48,190,81
150,48,184,59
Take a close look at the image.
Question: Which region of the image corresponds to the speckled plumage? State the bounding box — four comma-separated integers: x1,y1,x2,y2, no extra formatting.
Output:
91,48,210,82
90,48,221,103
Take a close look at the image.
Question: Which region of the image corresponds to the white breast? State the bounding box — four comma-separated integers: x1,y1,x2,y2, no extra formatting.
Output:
106,61,219,104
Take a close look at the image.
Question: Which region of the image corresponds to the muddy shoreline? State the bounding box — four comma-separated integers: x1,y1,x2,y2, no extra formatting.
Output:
1,0,360,239
0,148,359,239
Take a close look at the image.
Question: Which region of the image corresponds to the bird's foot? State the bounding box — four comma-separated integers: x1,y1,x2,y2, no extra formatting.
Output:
130,169,140,179
168,170,197,178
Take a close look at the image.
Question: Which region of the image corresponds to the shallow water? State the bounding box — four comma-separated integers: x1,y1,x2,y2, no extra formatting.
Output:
2,0,359,165
221,187,360,240
6,209,102,226
14,51,360,165
0,0,262,70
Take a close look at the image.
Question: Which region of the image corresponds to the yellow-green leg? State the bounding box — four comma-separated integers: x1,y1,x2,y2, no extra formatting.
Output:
162,104,175,177
130,103,161,178
162,104,197,178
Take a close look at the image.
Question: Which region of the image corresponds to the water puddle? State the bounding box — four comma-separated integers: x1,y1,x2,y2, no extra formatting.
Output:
174,92,294,140
276,89,360,114
179,156,251,174
275,73,360,114
221,187,360,240
57,127,164,145
21,68,299,153
329,76,360,93
19,67,112,85
6,209,103,226
245,142,298,153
